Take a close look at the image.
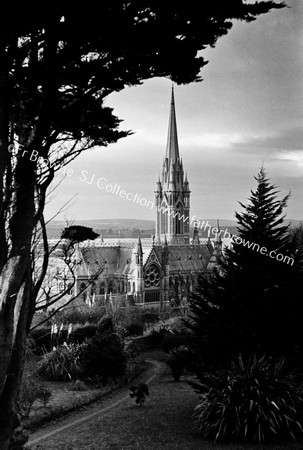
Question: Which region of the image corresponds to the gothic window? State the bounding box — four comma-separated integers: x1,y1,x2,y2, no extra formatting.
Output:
80,282,86,299
121,280,125,292
144,264,161,288
145,291,161,303
132,282,135,292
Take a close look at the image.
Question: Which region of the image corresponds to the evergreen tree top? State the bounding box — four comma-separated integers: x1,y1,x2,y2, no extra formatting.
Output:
235,167,290,252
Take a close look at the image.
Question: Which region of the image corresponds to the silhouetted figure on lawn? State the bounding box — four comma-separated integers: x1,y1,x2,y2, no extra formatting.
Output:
129,383,149,406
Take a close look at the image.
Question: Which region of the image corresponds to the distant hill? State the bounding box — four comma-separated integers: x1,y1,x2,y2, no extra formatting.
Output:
48,218,155,230
46,217,302,239
46,218,155,239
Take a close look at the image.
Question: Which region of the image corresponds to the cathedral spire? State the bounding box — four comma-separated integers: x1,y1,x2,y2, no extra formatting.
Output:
214,219,222,245
155,88,190,245
136,234,143,256
165,86,180,164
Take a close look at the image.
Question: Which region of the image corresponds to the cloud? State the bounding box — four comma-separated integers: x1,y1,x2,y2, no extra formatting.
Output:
233,127,303,156
277,150,303,166
180,133,247,149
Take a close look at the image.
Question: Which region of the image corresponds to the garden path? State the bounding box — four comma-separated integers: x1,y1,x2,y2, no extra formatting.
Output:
28,357,301,450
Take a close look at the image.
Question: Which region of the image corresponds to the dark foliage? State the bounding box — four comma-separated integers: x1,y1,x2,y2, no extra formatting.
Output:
147,327,167,348
80,331,126,384
129,383,149,406
97,315,115,334
167,345,194,381
8,427,29,450
61,226,99,243
16,375,52,419
187,169,303,369
125,322,144,336
162,333,192,353
192,354,303,443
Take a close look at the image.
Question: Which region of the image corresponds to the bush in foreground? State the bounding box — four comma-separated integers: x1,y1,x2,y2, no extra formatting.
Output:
37,343,82,381
192,354,303,443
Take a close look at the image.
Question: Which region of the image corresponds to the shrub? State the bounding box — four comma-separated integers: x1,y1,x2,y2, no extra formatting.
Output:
162,333,191,353
146,317,192,350
115,325,128,341
98,315,115,333
37,343,82,381
37,386,53,408
113,307,145,333
16,375,52,419
80,332,126,384
145,325,167,347
71,323,98,343
192,354,303,443
125,322,144,336
167,345,193,381
8,427,29,450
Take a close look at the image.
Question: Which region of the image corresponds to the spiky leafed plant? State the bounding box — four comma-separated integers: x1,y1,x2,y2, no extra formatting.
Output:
192,354,303,443
37,343,82,381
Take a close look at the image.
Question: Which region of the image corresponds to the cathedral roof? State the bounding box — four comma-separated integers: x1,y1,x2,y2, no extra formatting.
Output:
148,244,211,272
76,241,213,278
78,244,152,277
79,246,134,275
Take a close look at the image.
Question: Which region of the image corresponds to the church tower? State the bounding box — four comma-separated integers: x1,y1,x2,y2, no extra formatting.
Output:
155,87,190,245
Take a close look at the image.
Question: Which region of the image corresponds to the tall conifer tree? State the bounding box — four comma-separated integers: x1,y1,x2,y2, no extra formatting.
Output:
188,168,302,368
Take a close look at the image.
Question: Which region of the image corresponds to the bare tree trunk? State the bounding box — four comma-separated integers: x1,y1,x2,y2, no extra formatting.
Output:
0,107,36,448
0,274,32,449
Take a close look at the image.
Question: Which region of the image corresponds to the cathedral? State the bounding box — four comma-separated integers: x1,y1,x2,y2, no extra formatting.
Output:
70,88,222,310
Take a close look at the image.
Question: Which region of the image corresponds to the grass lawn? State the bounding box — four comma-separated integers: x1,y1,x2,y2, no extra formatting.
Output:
28,351,303,450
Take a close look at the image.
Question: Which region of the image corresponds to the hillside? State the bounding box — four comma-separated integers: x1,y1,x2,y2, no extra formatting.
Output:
46,218,302,240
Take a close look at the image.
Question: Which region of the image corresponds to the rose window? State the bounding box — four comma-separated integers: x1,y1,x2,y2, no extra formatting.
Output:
144,265,160,288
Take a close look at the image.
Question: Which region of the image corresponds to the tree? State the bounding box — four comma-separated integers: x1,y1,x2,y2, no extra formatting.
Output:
188,168,303,369
61,225,99,244
0,3,285,448
32,224,103,329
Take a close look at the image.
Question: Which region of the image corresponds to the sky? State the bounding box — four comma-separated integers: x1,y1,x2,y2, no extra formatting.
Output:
45,0,303,223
